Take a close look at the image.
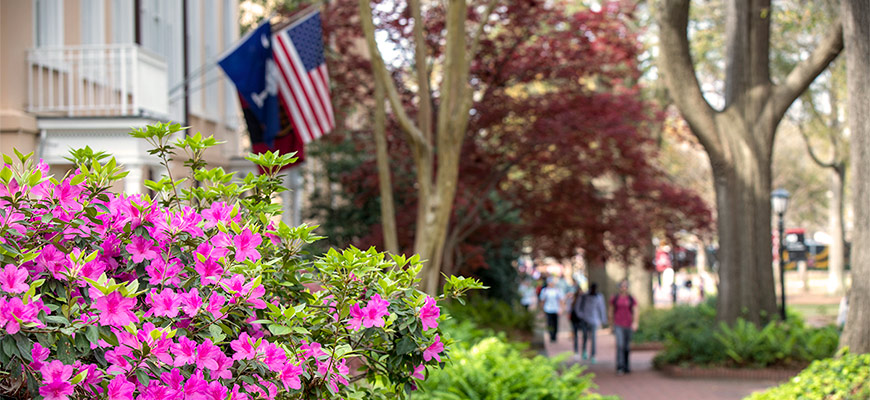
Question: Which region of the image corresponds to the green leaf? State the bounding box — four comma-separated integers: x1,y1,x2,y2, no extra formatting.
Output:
70,370,88,385
396,336,416,355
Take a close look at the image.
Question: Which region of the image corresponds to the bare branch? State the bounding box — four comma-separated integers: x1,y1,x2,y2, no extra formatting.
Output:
656,0,721,159
467,0,498,69
771,20,844,122
796,124,837,169
358,0,429,149
409,0,433,141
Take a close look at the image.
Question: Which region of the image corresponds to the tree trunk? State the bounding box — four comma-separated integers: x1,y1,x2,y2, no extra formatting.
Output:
827,167,846,295
712,126,778,324
657,0,842,324
587,259,613,305
372,74,399,254
628,253,654,309
840,0,870,354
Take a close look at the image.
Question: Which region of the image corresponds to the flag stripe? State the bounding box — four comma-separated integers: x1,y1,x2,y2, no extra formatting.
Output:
272,40,320,142
270,11,334,143
273,52,315,142
312,65,334,128
275,32,330,138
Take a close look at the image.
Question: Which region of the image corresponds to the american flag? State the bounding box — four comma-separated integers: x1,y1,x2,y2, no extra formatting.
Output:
272,11,335,143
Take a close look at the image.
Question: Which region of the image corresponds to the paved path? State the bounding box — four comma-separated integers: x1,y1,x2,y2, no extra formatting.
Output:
543,318,782,400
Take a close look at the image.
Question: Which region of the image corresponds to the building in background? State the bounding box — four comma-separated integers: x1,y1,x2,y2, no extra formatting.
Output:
0,0,248,193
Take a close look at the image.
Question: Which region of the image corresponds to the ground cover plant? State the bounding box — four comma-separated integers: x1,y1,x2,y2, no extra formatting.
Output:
0,123,481,399
745,352,870,400
645,299,839,369
415,315,615,400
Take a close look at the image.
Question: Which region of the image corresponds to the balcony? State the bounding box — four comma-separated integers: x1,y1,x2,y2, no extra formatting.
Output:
28,44,168,118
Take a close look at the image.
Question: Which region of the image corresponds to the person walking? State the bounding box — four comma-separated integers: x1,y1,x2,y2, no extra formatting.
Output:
577,282,607,363
610,280,636,375
540,278,564,342
568,286,585,359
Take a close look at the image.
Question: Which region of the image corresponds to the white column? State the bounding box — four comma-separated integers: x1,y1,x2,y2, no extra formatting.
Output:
124,163,143,194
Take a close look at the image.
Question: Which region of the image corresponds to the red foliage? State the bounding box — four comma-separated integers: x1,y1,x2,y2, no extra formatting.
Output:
319,0,712,273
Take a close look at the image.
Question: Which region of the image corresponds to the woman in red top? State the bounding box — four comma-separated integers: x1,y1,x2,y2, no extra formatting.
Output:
610,280,636,375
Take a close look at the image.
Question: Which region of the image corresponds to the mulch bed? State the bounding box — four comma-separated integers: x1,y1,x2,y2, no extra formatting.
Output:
631,341,665,351
659,364,802,381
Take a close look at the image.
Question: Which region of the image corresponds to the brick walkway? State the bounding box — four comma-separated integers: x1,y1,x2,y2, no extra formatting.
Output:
543,317,783,400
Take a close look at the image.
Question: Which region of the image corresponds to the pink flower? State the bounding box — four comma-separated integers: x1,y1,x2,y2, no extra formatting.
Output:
183,370,208,398
0,296,41,334
93,291,139,327
40,360,73,383
346,303,364,331
205,380,228,400
233,229,262,262
0,264,28,293
195,339,222,371
36,245,69,280
202,202,235,230
419,296,440,331
173,336,198,367
144,288,181,318
279,362,303,391
30,342,50,370
411,364,425,380
107,375,135,400
145,257,183,286
231,385,250,400
299,340,327,360
260,341,286,372
53,178,83,211
194,257,224,286
230,332,258,361
181,289,203,317
206,293,226,318
105,346,134,374
423,335,444,362
39,381,74,400
220,274,246,297
362,294,390,328
125,235,158,263
213,352,234,380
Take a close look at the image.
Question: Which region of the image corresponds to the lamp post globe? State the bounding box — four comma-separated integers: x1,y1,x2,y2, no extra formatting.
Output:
771,188,790,320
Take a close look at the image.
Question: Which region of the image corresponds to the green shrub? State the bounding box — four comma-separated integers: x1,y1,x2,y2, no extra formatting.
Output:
415,337,616,400
442,297,537,339
650,300,840,369
745,353,870,400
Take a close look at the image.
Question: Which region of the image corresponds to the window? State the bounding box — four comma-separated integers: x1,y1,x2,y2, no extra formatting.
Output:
111,0,134,44
203,1,219,118
34,0,63,47
223,0,239,129
81,0,106,45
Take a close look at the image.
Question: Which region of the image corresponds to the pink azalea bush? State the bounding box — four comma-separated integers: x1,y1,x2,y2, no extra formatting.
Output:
0,124,482,399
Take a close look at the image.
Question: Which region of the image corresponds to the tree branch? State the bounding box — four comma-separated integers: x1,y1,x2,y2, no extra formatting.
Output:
656,0,721,160
467,0,498,69
409,0,433,141
358,0,430,150
770,20,844,123
796,124,837,169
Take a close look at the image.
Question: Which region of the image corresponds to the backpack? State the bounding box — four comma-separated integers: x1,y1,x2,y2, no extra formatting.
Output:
570,294,587,323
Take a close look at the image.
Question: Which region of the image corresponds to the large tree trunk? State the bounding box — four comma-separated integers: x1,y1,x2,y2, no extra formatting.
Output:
657,0,842,324
840,0,870,354
827,167,846,295
712,130,778,324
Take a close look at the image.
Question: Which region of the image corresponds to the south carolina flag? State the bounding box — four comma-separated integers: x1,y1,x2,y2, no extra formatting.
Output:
272,11,335,144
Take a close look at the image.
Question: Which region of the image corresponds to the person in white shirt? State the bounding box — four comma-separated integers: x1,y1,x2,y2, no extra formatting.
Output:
540,278,565,342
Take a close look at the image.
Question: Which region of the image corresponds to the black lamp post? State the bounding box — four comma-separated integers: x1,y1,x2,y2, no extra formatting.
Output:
771,188,790,321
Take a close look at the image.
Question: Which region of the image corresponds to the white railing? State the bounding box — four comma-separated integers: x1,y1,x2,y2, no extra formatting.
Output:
28,44,168,118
